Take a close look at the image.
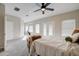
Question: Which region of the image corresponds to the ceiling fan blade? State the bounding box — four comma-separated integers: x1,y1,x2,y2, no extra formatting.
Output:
34,9,41,12
35,3,41,7
42,11,45,14
45,3,51,7
46,8,54,11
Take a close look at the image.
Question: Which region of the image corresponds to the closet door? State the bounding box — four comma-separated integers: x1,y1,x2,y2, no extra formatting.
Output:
6,21,14,40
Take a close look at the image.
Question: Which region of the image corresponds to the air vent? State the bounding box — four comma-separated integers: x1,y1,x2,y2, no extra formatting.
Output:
26,15,29,16
14,7,20,11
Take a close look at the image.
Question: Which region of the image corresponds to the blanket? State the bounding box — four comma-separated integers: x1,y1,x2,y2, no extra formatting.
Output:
30,38,79,56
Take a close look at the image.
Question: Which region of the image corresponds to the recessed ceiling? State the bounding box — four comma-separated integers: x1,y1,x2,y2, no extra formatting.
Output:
4,3,79,23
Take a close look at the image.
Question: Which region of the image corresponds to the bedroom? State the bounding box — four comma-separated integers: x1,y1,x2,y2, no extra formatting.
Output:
0,3,79,56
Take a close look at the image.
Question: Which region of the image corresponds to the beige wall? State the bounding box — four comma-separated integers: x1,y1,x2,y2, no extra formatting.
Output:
0,4,5,50
25,9,79,37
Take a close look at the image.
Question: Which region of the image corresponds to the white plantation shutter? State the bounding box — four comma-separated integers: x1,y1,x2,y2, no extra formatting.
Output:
48,23,53,36
62,19,75,36
29,25,33,32
35,24,40,33
25,26,28,32
43,24,47,36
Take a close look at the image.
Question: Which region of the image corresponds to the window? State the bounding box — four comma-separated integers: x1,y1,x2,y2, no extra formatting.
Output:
43,23,53,36
29,25,33,32
35,24,40,33
62,19,75,36
48,23,53,36
43,24,47,36
25,26,28,32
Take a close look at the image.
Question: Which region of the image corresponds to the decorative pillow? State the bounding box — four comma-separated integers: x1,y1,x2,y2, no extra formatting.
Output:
74,37,79,44
31,35,41,41
72,29,79,35
65,36,72,42
71,33,79,42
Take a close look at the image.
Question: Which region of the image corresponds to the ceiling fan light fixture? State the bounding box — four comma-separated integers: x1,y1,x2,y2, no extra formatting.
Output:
34,3,54,14
41,8,45,11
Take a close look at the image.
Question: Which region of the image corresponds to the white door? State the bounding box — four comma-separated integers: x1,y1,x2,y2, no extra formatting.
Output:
6,21,14,40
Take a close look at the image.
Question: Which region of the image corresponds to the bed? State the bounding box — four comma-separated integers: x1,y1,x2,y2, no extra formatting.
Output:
30,36,79,56
27,29,79,56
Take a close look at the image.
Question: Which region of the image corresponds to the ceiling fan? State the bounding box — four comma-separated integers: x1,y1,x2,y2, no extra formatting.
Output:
34,3,54,14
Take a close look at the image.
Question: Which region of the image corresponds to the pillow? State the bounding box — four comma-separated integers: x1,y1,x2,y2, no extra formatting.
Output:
74,37,79,44
31,35,41,41
71,33,79,42
72,29,79,35
65,36,72,42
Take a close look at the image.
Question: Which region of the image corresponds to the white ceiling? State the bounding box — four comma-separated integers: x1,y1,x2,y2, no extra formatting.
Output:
4,3,79,23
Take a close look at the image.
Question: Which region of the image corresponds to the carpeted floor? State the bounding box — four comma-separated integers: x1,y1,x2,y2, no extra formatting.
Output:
0,36,29,56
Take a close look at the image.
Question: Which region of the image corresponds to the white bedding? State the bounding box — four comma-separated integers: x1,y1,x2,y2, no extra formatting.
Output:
30,37,79,56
